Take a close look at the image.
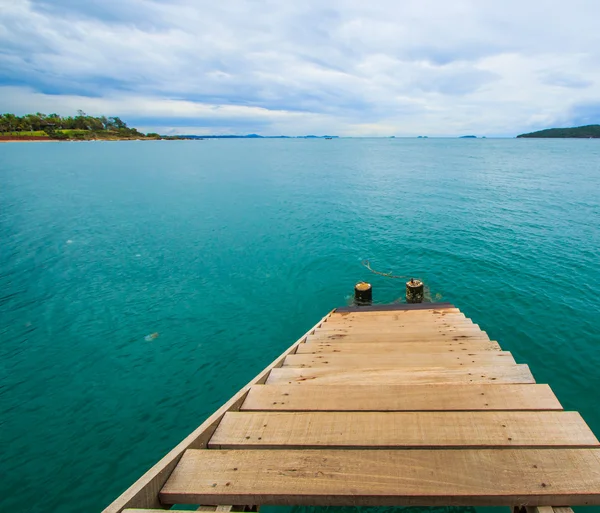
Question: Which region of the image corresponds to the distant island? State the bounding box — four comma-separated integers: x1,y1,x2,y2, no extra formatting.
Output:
459,135,477,139
0,113,339,142
517,125,600,138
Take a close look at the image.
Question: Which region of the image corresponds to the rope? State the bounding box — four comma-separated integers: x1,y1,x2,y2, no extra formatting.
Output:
361,260,414,280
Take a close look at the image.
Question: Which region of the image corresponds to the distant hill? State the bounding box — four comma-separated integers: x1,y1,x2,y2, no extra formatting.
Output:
517,125,600,138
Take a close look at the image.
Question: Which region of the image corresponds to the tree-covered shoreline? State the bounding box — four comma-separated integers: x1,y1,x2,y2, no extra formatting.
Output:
517,124,600,138
0,112,160,140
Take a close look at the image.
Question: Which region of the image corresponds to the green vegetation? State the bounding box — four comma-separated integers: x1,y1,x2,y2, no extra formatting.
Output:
0,111,154,140
0,130,48,137
517,125,600,138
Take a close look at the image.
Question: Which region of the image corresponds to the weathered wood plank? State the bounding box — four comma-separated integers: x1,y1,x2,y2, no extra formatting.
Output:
296,341,502,354
330,308,460,318
319,321,476,330
123,508,190,513
160,448,600,506
526,507,568,513
123,506,239,513
524,507,575,513
307,332,490,343
314,329,484,339
123,510,194,513
324,313,469,323
319,323,476,331
313,324,483,333
283,351,516,368
123,508,239,513
266,364,535,385
241,384,563,411
325,324,476,332
209,411,597,449
101,312,334,513
324,314,470,324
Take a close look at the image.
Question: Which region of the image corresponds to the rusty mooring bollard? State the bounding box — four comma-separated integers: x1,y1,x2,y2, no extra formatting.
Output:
406,278,424,303
354,282,372,305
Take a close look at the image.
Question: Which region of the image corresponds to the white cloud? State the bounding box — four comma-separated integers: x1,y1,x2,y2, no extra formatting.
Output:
1,0,600,135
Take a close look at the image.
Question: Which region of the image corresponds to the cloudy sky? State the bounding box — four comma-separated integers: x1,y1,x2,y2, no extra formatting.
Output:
1,0,600,136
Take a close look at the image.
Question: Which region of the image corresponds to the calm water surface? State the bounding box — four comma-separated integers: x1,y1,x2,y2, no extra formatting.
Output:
1,139,600,513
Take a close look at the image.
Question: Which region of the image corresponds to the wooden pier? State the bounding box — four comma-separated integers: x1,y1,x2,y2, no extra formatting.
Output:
105,303,600,512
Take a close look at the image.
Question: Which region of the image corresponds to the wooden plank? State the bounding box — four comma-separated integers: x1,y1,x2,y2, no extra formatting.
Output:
526,508,567,513
102,312,335,513
320,321,475,329
123,510,201,513
123,506,238,513
160,448,600,506
314,325,484,334
283,351,516,368
123,510,196,513
325,312,468,320
266,364,536,385
209,411,597,449
296,341,502,354
324,314,469,324
331,308,460,317
525,507,575,513
241,384,563,411
321,319,477,331
329,313,467,321
307,332,490,343
315,322,481,335
123,508,238,513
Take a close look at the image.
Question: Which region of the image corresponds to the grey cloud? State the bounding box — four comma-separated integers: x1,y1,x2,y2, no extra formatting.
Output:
412,68,500,96
540,71,593,89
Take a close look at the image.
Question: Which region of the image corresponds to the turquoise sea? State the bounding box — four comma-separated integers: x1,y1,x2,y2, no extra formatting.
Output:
1,138,600,513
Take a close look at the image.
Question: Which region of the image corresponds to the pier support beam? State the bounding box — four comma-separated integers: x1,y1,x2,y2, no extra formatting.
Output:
406,279,424,303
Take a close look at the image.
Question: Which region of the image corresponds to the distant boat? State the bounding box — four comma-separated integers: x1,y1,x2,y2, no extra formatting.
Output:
325,137,333,140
